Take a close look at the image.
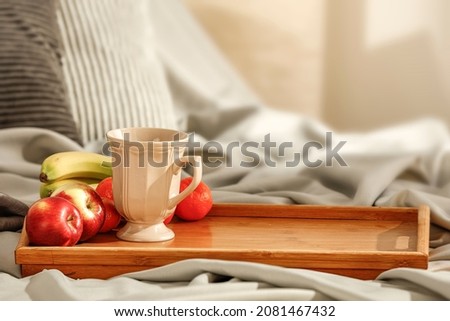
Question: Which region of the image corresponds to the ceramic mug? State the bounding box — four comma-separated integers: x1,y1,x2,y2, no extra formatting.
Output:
106,127,202,242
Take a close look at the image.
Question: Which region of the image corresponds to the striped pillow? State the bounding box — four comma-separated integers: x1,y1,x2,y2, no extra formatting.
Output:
56,0,177,144
0,0,82,145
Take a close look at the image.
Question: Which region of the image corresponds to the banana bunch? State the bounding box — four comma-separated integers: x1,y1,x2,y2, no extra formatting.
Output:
39,151,112,198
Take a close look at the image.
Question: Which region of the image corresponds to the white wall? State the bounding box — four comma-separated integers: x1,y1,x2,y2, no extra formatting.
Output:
323,0,450,131
184,0,450,131
183,0,325,119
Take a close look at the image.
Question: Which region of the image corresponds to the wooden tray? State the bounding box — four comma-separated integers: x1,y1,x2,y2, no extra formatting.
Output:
15,203,430,280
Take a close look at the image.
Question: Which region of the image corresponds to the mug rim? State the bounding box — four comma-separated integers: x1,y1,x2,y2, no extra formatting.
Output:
106,127,189,143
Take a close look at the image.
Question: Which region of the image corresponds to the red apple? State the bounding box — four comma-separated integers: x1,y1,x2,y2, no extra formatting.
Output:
96,177,113,201
26,197,83,246
164,212,175,225
174,178,213,221
52,182,105,241
99,197,122,233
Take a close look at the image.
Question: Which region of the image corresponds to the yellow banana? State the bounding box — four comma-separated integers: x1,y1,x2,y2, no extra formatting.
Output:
39,151,112,183
40,178,101,198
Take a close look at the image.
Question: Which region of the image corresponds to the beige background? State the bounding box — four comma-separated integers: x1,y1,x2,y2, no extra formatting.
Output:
183,0,450,132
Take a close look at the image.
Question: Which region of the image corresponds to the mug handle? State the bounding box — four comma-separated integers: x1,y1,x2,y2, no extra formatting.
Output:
168,155,202,209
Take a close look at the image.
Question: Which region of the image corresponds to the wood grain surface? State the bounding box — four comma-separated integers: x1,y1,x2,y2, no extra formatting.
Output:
15,203,430,280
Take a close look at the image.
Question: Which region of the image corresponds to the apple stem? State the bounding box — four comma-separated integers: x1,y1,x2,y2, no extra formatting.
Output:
39,172,48,182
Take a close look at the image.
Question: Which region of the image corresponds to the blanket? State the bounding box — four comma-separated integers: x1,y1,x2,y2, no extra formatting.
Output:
1,114,450,300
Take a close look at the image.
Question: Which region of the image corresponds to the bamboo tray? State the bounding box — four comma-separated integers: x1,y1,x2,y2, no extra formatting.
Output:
15,203,430,280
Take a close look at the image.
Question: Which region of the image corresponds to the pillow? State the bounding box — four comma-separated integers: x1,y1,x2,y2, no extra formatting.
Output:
0,0,82,145
56,0,177,144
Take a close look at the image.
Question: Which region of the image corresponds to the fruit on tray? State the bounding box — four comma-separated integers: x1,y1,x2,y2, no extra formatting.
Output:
40,178,101,198
52,182,106,241
164,212,175,225
28,151,215,246
174,177,213,221
39,151,112,201
98,197,122,233
26,197,83,246
39,151,112,183
95,177,114,201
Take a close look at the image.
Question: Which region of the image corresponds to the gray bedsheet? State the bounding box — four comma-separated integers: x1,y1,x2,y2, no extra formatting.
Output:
1,114,450,300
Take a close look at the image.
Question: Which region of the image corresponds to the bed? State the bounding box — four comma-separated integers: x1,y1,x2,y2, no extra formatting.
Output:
1,0,450,301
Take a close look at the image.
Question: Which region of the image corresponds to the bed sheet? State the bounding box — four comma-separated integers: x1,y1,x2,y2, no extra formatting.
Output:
1,113,450,300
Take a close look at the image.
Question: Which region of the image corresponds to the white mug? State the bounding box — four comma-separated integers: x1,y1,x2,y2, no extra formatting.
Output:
107,127,202,242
